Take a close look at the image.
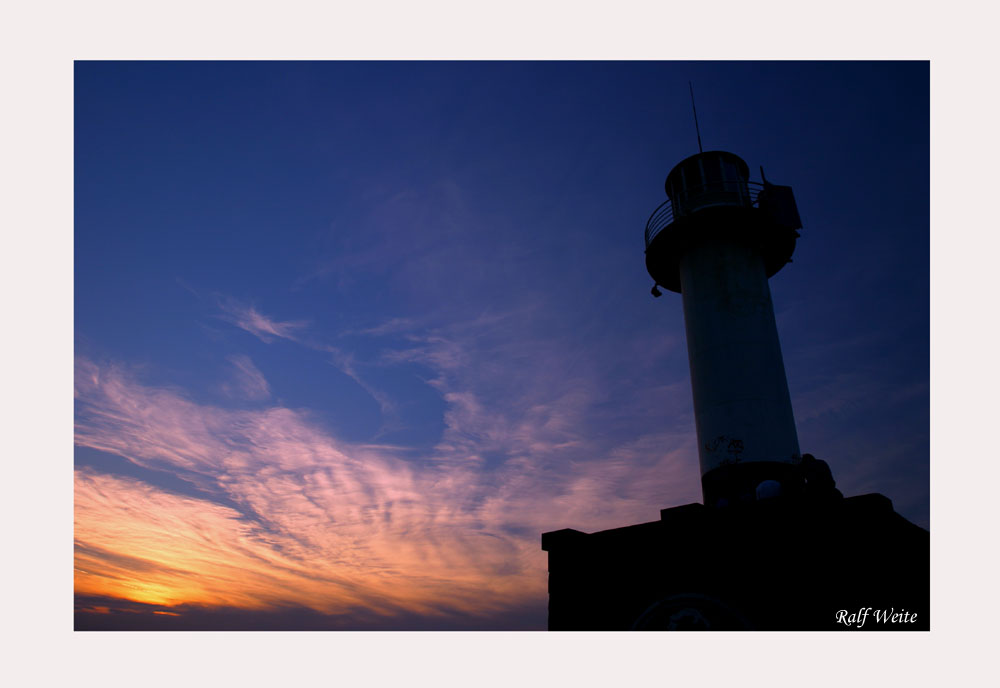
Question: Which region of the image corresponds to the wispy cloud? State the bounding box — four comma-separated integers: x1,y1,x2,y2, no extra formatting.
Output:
222,354,271,401
216,296,308,343
353,317,419,337
76,214,703,624
74,338,698,623
75,370,540,618
215,295,404,431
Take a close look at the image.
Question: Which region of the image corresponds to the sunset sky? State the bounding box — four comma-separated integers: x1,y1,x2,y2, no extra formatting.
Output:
74,61,928,630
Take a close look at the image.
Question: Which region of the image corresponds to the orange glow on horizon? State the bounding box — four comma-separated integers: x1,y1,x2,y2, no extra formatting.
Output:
74,357,698,625
74,469,547,619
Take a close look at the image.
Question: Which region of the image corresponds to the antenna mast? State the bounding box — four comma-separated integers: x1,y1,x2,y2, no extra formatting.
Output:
689,81,703,153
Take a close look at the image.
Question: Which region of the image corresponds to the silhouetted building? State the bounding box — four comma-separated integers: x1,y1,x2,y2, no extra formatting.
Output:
542,150,929,631
543,494,928,630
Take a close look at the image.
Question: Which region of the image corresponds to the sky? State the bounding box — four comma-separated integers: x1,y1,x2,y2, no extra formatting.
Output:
74,61,928,631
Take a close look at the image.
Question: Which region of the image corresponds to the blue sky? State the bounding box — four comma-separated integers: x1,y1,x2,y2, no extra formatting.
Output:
74,61,928,629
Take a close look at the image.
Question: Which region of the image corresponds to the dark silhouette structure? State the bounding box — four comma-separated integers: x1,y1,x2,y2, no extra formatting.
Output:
543,493,928,630
541,149,929,631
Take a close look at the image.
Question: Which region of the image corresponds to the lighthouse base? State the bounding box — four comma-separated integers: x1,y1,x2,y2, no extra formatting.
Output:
701,461,809,506
541,493,928,630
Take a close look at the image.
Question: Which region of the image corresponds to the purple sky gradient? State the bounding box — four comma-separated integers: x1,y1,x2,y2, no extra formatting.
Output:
74,61,928,629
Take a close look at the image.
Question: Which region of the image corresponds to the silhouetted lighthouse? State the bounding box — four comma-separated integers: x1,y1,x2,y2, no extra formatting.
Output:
541,117,928,632
644,150,803,506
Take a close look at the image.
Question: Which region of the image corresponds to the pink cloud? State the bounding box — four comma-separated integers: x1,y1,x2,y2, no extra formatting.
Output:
74,337,698,622
216,297,308,342
222,354,271,400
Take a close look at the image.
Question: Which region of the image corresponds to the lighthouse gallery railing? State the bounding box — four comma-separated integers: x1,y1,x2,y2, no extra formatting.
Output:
644,180,765,249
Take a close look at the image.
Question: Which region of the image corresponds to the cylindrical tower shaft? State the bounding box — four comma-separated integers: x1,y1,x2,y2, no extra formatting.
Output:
678,238,800,505
643,150,804,507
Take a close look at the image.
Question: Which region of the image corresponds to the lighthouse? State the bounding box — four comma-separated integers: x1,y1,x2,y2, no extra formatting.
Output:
644,150,803,506
541,135,928,632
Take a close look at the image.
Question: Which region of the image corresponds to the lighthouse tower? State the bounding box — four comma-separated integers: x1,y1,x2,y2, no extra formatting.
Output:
540,141,927,633
644,150,803,506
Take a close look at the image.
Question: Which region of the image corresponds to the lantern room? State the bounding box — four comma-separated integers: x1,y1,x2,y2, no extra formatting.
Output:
664,150,752,217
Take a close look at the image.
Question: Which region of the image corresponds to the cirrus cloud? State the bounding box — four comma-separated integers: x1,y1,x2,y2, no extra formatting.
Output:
74,337,699,626
216,296,309,343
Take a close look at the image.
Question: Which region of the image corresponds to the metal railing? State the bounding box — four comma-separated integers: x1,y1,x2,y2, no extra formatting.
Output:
644,181,765,249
